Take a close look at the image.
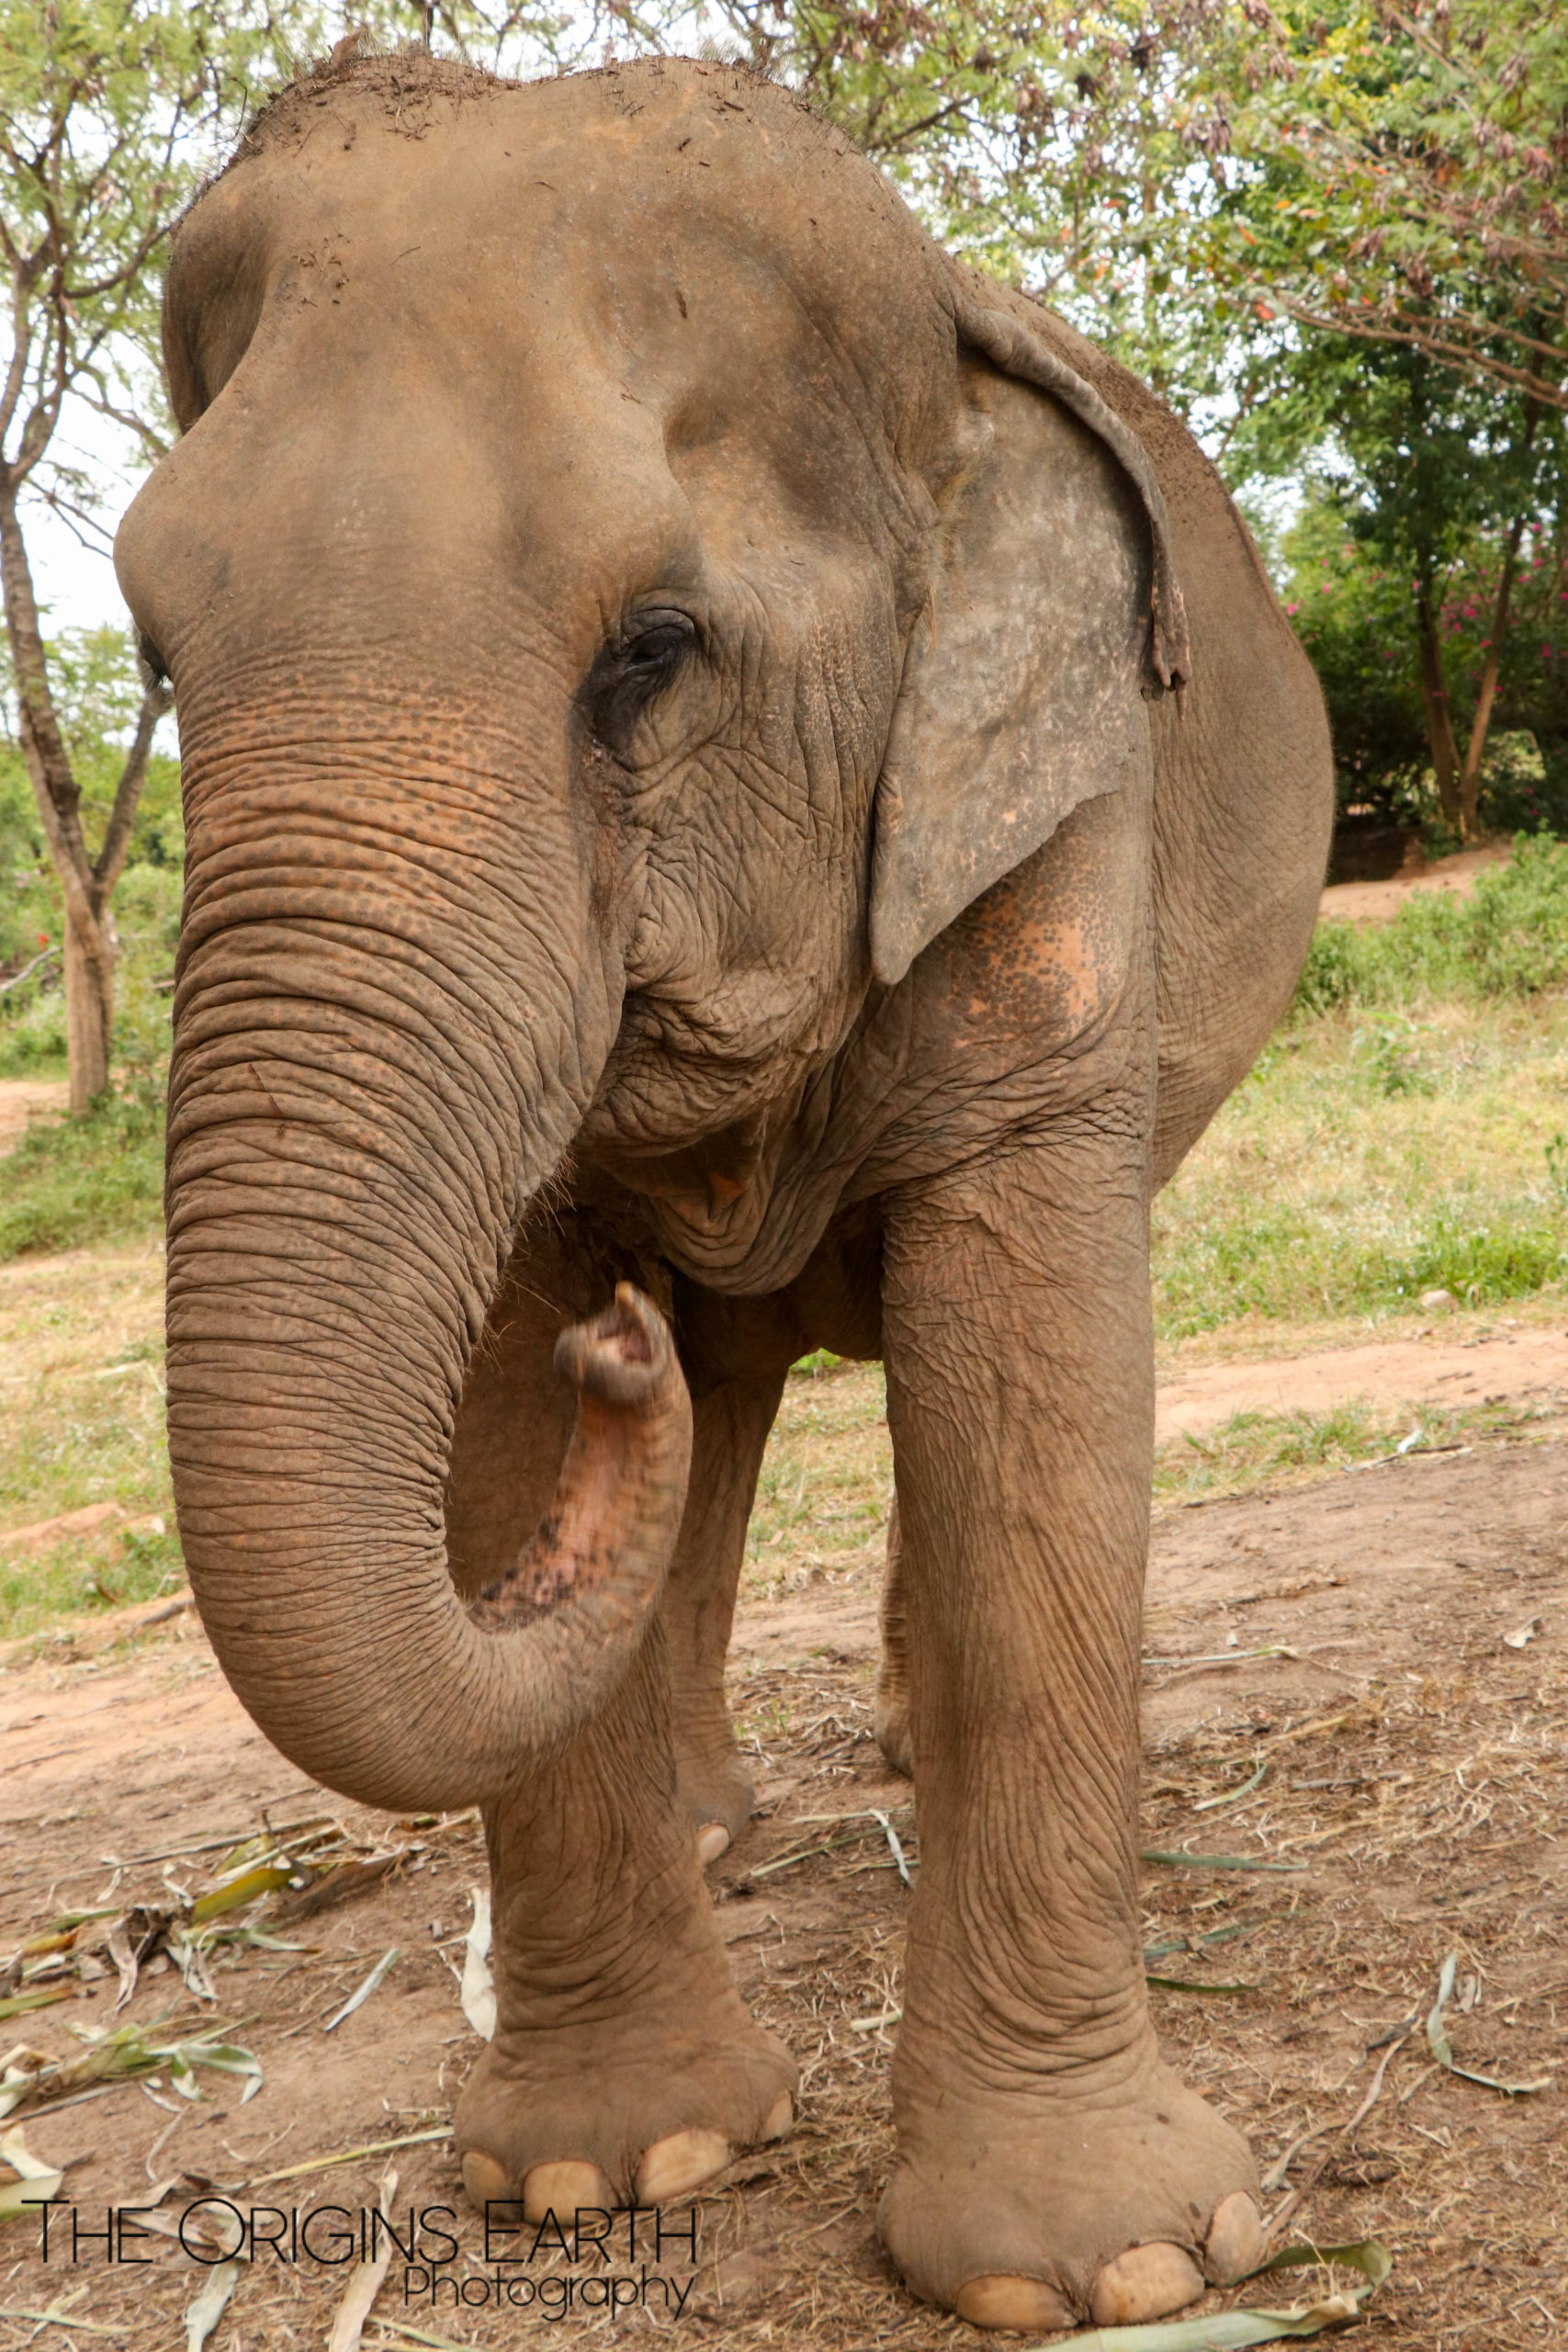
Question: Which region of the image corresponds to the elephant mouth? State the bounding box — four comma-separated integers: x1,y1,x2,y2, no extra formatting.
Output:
590,1102,819,1284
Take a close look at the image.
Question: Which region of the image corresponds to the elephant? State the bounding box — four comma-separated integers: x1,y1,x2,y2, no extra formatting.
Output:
116,50,1333,2334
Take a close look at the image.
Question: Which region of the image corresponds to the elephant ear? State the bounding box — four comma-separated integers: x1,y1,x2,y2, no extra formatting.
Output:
868,294,1190,989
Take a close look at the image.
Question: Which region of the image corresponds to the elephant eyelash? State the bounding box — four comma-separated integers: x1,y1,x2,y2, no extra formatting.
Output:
138,630,170,687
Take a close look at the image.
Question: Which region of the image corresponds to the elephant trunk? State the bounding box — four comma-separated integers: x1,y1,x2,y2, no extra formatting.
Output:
163,721,688,1815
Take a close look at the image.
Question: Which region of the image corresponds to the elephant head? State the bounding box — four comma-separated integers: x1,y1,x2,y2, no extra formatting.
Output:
115,54,1182,1813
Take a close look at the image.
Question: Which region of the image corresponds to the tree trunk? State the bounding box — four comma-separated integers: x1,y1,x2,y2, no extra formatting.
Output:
0,481,169,1110
1458,401,1540,838
62,892,116,1112
1414,580,1461,831
1457,519,1527,841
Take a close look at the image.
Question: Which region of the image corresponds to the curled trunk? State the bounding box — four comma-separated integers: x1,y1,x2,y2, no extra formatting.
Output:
162,707,679,1812
172,1250,691,1813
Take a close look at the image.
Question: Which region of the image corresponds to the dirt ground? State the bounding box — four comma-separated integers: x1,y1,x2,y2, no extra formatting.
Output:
4,1411,1563,2352
1318,842,1512,926
1156,1317,1568,1442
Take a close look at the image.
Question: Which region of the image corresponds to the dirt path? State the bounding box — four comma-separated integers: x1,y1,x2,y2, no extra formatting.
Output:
0,1075,67,1156
1156,1318,1568,1442
3,1434,1562,2352
1319,839,1510,924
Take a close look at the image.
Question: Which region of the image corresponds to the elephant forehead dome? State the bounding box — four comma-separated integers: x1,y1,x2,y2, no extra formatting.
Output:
187,51,962,474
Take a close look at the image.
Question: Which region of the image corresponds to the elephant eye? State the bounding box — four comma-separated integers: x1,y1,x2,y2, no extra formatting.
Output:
583,607,695,752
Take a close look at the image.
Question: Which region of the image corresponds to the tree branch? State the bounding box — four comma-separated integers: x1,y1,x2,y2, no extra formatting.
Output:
1275,296,1568,408
0,943,61,998
0,480,94,912
93,675,173,898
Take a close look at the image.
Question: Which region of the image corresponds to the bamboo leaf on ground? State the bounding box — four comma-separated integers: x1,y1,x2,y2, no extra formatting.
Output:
369,2322,475,2352
1426,1951,1551,2095
1140,1850,1303,1874
188,1865,294,1924
870,1808,912,1886
249,2126,449,2189
327,2165,398,2352
0,1988,69,2020
458,1890,494,2042
1143,1646,1299,1668
1057,2238,1390,2347
1195,1760,1270,1812
0,2123,62,2225
325,1949,400,2034
1144,1975,1259,1995
0,2021,262,2120
0,2297,118,2336
184,2259,240,2352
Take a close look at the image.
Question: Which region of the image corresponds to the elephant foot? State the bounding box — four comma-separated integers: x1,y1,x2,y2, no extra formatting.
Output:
675,1734,755,1864
873,1663,912,1778
879,2052,1261,2329
456,1988,795,2218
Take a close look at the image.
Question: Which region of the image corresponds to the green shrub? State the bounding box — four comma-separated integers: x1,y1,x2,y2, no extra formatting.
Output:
1292,834,1568,1017
0,1071,164,1261
0,979,67,1075
1466,833,1568,992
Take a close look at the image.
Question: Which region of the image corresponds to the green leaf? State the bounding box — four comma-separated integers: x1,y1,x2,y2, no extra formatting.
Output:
188,1864,293,1923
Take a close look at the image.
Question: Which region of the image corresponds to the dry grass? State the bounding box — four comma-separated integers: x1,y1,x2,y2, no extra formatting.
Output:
0,1244,180,1638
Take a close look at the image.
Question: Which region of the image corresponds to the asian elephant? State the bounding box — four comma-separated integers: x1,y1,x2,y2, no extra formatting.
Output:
116,51,1332,2334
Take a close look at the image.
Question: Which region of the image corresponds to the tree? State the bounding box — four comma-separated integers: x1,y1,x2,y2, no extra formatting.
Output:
1,621,184,1064
1224,320,1561,835
0,3,278,1105
1168,0,1568,412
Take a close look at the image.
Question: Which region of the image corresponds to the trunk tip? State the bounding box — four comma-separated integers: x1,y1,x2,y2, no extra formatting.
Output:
553,1282,678,1408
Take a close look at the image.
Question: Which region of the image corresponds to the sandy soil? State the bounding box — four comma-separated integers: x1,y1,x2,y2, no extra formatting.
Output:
0,1077,67,1157
1319,840,1512,925
3,1428,1563,2351
1156,1318,1568,1442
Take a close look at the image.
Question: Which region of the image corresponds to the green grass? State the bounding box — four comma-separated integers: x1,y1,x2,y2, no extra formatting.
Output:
1153,990,1568,1340
1151,1394,1557,1508
1294,831,1568,1013
0,859,175,1261
0,1087,164,1261
744,1360,891,1602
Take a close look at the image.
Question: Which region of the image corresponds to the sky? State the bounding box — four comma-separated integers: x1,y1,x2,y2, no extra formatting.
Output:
25,404,144,637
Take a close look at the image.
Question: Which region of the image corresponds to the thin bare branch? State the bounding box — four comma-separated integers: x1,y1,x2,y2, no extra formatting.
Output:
93,676,173,897
1276,297,1568,410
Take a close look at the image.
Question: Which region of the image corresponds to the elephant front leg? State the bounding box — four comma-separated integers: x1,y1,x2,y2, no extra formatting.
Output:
878,1134,1261,2332
660,1372,785,1861
457,1618,796,2220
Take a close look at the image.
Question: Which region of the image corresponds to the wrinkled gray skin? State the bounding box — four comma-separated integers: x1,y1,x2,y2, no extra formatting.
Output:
116,52,1332,2331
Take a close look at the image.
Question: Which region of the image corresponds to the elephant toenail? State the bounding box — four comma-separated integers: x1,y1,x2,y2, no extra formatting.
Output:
460,2151,514,2211
953,2275,1076,2331
634,2128,731,2204
1204,2191,1264,2284
695,1822,730,1865
1089,2243,1204,2327
760,2090,794,2142
522,2159,616,2222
